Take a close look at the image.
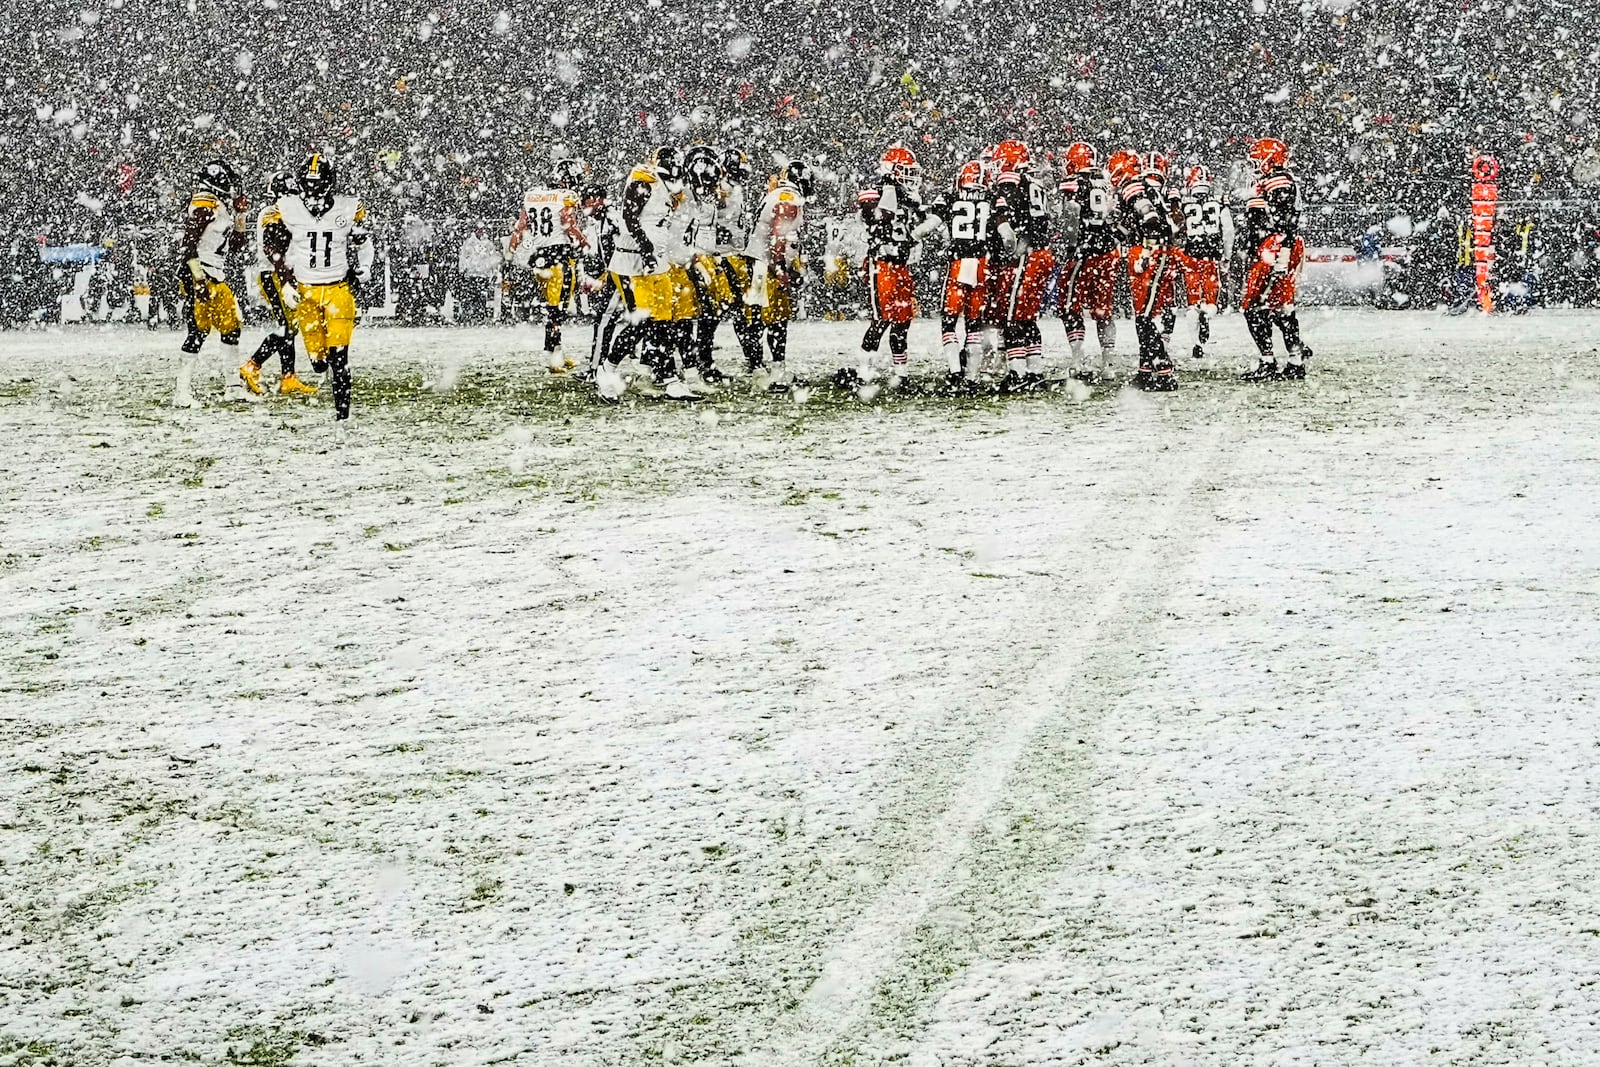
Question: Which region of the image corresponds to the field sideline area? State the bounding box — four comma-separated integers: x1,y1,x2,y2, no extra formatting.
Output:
3,309,1599,1066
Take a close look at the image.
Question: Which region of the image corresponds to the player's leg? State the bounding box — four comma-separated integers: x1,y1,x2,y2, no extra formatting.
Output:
1239,261,1281,381
211,282,248,402
174,270,211,407
324,282,359,420
940,264,964,377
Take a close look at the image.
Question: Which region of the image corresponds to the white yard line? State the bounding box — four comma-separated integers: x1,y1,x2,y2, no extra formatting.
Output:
747,414,1239,1066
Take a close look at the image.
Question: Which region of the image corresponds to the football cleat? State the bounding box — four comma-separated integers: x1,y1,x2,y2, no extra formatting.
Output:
278,373,318,397
662,377,700,401
1241,360,1281,383
1281,360,1307,381
595,363,626,402
238,361,265,395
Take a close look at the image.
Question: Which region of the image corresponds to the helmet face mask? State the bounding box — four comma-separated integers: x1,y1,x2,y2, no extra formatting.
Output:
1143,151,1170,183
683,146,721,193
298,153,337,205
722,147,752,183
879,144,920,184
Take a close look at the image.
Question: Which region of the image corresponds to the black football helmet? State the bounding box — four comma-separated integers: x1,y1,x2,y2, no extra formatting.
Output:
196,159,241,197
722,147,753,183
684,145,721,192
651,146,683,185
552,157,588,189
265,170,297,198
298,153,337,202
784,159,816,200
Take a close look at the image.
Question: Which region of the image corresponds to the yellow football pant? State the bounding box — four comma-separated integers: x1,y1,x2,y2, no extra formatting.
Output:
294,282,357,357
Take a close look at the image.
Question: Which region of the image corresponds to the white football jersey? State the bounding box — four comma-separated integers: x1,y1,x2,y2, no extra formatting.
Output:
683,189,720,255
608,168,686,276
743,182,805,263
188,193,236,280
514,187,582,260
713,184,748,255
268,194,370,284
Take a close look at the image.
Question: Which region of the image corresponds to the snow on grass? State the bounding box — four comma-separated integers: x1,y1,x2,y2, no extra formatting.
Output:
2,311,1598,1065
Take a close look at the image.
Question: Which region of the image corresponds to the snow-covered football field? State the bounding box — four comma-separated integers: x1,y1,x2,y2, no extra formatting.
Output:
3,309,1599,1066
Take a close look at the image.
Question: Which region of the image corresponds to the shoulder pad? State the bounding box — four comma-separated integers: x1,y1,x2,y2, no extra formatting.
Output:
629,168,656,184
191,195,219,210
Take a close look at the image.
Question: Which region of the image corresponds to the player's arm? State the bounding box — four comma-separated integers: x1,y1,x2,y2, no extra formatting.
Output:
911,195,948,241
180,203,215,294
350,203,374,282
621,178,655,268
261,206,293,279
560,198,587,247
508,207,529,252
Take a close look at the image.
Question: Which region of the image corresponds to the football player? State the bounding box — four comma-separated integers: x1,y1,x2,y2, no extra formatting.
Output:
740,159,814,390
989,139,1055,389
595,147,697,401
1240,138,1313,381
850,143,923,385
238,170,315,399
710,147,766,374
1108,149,1180,390
510,157,589,372
174,158,248,408
259,153,374,420
681,145,735,385
1177,165,1232,359
1056,142,1120,381
916,159,999,386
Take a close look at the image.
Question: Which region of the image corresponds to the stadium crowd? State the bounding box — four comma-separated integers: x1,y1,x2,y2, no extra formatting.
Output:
5,0,1600,324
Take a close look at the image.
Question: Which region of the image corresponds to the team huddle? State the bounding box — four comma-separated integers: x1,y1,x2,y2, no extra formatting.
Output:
171,137,1311,418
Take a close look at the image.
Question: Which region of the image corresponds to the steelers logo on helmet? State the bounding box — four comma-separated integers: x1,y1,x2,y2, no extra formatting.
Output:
721,147,753,183
197,159,241,197
683,145,721,192
298,153,338,208
552,157,589,189
784,159,817,200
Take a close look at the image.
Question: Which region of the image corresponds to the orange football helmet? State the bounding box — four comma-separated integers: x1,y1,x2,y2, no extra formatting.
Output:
1143,151,1170,181
1249,137,1290,173
992,139,1030,173
1063,142,1098,173
955,160,988,191
1107,149,1142,186
880,143,920,181
1185,164,1212,189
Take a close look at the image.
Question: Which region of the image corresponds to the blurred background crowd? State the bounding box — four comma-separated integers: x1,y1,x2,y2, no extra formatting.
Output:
5,0,1600,324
